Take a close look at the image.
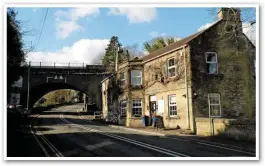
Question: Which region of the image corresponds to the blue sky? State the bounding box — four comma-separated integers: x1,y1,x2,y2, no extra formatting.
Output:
14,7,256,65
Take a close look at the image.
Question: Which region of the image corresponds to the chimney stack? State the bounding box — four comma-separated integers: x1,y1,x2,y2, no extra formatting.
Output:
218,8,241,22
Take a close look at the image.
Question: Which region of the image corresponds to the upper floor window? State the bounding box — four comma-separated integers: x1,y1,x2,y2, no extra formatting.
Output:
120,72,126,87
131,70,142,86
208,93,221,117
205,52,218,74
167,58,176,77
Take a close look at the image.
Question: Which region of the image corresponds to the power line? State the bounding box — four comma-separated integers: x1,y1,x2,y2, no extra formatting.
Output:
34,8,49,50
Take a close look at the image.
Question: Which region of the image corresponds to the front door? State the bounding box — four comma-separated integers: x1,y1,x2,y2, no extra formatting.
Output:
149,95,156,126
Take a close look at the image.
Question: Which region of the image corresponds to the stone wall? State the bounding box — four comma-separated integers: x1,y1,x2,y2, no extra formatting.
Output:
189,20,256,119
143,47,194,130
195,117,255,141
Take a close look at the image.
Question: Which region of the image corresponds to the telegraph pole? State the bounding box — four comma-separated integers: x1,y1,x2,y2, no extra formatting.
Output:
115,42,119,72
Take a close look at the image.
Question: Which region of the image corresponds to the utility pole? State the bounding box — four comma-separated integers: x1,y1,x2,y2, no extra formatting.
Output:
115,42,120,72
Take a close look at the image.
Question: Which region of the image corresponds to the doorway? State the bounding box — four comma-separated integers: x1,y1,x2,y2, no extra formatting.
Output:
149,95,156,126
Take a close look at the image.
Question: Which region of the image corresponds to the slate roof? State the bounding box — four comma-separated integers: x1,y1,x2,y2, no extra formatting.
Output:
141,20,221,62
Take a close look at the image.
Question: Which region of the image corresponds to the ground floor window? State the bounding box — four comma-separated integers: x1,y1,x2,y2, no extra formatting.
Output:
132,99,142,117
208,93,221,117
168,95,177,116
120,100,127,117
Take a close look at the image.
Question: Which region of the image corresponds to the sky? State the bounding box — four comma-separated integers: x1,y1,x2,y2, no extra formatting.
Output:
13,7,256,66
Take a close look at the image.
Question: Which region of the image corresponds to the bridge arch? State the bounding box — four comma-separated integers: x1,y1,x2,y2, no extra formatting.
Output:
21,82,88,108
19,64,111,110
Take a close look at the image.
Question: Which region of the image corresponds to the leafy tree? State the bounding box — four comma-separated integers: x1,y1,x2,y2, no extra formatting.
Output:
102,36,129,71
7,8,25,95
144,37,178,54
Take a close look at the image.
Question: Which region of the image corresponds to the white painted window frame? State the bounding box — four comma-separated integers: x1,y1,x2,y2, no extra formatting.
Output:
168,94,177,117
131,70,142,86
167,57,176,78
208,93,222,117
132,99,142,117
205,52,218,74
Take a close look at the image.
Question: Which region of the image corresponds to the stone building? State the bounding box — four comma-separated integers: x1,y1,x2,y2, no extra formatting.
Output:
101,8,256,134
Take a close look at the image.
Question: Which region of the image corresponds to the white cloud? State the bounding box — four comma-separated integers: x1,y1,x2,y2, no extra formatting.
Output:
108,7,156,23
55,7,100,39
56,19,83,39
197,21,256,45
26,39,109,65
197,22,215,32
243,22,256,45
70,7,100,20
143,50,149,55
149,31,167,38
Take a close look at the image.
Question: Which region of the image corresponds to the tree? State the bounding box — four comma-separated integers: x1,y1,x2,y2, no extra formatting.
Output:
144,37,179,54
7,8,25,95
123,43,144,59
102,36,129,71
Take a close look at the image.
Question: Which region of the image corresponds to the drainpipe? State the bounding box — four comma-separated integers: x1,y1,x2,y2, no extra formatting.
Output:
183,45,190,130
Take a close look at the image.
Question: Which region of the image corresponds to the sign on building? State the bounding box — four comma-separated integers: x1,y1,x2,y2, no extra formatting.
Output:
157,100,164,114
10,93,20,105
11,77,23,88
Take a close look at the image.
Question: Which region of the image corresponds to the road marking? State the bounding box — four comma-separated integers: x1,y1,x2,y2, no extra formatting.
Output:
163,136,190,142
60,113,189,157
75,108,255,156
197,142,255,155
32,114,64,157
36,129,64,157
30,119,50,157
84,140,113,151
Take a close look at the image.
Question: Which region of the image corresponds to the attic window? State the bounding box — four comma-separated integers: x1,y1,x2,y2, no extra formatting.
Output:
205,52,218,74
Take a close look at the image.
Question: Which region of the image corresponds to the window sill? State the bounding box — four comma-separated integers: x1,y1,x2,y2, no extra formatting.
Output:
130,85,144,90
128,117,142,120
166,115,180,120
203,73,224,78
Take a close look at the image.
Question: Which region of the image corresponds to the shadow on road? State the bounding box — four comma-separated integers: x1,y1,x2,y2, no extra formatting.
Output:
6,105,256,158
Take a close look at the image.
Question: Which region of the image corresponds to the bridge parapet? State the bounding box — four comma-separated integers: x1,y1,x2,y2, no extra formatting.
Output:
23,62,113,75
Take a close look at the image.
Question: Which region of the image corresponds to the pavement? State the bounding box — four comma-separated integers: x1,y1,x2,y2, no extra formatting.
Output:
78,109,256,151
6,104,257,158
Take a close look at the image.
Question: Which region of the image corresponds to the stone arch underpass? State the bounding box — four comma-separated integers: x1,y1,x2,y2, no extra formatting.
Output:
18,64,111,110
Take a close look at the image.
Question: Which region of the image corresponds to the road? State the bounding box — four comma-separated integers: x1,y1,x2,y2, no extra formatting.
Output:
7,104,256,158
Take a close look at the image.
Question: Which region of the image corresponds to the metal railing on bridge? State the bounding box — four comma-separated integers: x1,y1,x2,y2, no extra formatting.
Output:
28,62,89,69
21,61,111,70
